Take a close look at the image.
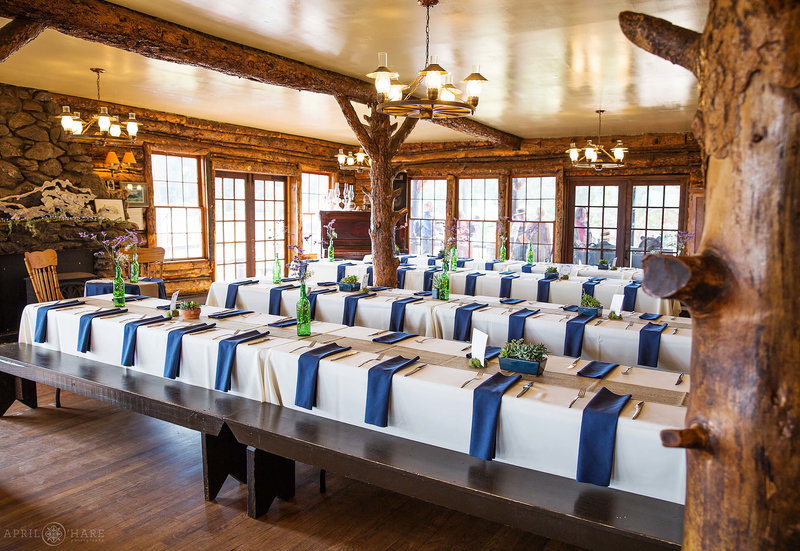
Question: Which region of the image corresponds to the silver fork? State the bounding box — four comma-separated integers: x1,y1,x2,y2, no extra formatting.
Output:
404,363,428,377
567,358,580,369
368,329,390,337
625,321,634,330
594,319,603,326
415,337,433,343
568,388,586,408
672,328,679,335
632,401,645,419
358,353,385,367
622,365,634,375
460,371,485,388
290,341,317,353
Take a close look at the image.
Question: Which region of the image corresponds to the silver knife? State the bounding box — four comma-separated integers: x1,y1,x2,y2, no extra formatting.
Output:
632,401,644,419
672,327,679,335
675,372,685,385
516,381,534,398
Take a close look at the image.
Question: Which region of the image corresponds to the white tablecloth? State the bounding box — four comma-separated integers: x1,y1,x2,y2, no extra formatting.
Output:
304,260,370,284
20,295,687,504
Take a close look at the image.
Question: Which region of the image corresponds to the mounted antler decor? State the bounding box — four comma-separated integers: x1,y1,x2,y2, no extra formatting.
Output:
619,2,800,549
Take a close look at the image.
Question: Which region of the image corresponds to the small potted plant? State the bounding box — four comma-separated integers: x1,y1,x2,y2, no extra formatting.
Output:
544,266,559,280
610,265,619,271
498,339,549,376
560,274,569,280
598,259,609,270
579,292,603,317
608,311,623,320
338,274,361,292
177,300,201,320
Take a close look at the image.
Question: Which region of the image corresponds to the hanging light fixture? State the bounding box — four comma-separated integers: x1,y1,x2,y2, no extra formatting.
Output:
58,68,140,144
336,148,371,172
567,110,627,171
366,0,487,119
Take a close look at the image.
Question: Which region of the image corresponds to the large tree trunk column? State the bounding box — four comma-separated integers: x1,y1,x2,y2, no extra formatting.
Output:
620,2,800,549
336,97,418,287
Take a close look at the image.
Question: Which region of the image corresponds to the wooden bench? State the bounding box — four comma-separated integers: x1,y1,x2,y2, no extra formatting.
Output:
0,343,683,550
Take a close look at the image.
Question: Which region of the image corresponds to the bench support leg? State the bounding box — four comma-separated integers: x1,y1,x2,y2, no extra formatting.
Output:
246,445,295,519
202,423,246,501
0,372,37,415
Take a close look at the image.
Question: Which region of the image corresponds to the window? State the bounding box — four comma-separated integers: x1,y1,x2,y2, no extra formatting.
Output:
408,179,446,255
458,178,498,259
214,172,286,281
509,177,556,262
572,184,619,265
301,173,330,256
629,184,681,267
151,154,205,260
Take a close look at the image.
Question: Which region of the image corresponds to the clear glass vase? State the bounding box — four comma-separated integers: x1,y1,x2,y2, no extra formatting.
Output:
296,283,311,336
112,265,125,307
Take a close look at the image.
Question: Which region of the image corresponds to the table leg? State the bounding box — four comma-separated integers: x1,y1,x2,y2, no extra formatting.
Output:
201,423,246,501
0,372,37,416
246,445,295,518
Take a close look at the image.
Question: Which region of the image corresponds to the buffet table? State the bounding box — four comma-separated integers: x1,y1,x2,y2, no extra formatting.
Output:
19,294,688,504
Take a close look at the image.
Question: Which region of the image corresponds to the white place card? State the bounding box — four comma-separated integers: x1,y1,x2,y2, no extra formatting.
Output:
610,293,624,315
471,328,489,364
170,291,180,312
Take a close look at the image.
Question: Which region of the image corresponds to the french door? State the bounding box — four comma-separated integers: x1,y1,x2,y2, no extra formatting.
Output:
566,176,687,267
214,171,286,281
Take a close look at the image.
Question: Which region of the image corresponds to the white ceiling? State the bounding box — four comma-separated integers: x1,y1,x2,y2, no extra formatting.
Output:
0,0,708,145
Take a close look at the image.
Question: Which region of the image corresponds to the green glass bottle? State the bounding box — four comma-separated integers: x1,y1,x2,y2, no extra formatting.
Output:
129,252,139,283
526,243,534,265
328,239,334,261
439,262,450,301
296,283,311,336
500,239,507,262
450,247,458,270
272,255,281,284
112,265,125,307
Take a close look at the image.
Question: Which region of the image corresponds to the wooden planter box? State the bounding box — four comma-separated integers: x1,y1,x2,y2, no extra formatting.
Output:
498,357,547,376
578,306,602,318
598,263,609,270
338,282,361,292
544,272,559,280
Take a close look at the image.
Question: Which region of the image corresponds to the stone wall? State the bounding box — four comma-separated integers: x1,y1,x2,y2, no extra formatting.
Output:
0,84,106,199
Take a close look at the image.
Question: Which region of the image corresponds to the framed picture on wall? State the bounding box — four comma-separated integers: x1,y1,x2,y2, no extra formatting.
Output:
127,208,145,230
94,199,126,221
126,182,148,206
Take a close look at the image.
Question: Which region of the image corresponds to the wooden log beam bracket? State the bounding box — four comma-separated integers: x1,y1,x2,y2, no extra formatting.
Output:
618,11,700,76
641,253,732,315
0,18,46,63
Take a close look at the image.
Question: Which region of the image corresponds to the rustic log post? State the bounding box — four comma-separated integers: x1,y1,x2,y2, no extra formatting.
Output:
444,174,458,248
0,18,46,63
621,3,800,549
497,173,511,258
336,97,418,286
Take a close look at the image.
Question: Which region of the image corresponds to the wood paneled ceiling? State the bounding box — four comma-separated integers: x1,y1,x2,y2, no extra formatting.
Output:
0,0,708,144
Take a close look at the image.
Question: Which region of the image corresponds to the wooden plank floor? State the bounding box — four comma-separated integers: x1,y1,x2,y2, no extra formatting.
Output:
0,385,586,551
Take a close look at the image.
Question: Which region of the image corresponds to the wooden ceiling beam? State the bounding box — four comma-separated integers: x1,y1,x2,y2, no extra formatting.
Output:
0,18,46,63
0,0,521,148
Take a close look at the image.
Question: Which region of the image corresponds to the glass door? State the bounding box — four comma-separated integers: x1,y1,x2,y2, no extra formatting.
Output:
570,182,623,265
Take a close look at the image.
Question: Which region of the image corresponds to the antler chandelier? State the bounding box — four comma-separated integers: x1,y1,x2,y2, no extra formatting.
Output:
336,148,371,172
366,0,487,119
567,110,627,171
58,68,139,144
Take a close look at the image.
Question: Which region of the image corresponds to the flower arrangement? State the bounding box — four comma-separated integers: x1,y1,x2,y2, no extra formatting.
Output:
287,243,313,284
78,229,138,266
500,339,549,362
177,300,201,320
178,300,200,310
676,231,695,256
324,219,337,242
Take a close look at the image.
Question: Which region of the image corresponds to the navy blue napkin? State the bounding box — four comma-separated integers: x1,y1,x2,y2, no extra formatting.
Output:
366,266,374,286
500,298,524,305
308,288,335,319
225,279,259,308
453,302,488,341
156,304,172,310
423,268,441,292
456,258,472,268
317,281,337,286
484,259,502,271
537,278,551,302
163,323,215,378
561,304,579,312
305,259,320,263
427,257,437,266
268,284,298,315
464,272,485,296
466,345,502,361
140,277,168,300
577,387,632,486
396,267,414,289
120,315,168,366
414,291,432,296
364,355,421,427
342,292,376,326
373,331,418,344
499,271,514,275
582,279,601,297
336,263,355,282
564,313,597,357
207,309,254,319
77,308,127,353
590,277,607,282
281,277,300,282
214,330,269,392
390,296,423,331
499,274,519,298
268,318,297,327
399,255,415,264
469,372,521,460
622,281,642,311
507,308,540,341
34,300,83,343
638,322,668,367
639,312,662,321
295,342,352,409
123,295,151,302
367,286,391,292
577,361,619,379
521,264,533,273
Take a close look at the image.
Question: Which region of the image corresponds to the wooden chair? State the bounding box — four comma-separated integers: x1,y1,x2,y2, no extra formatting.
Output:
122,247,165,279
23,249,64,407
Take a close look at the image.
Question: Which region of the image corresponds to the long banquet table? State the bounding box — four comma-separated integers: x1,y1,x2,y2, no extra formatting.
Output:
207,281,691,371
19,294,688,504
